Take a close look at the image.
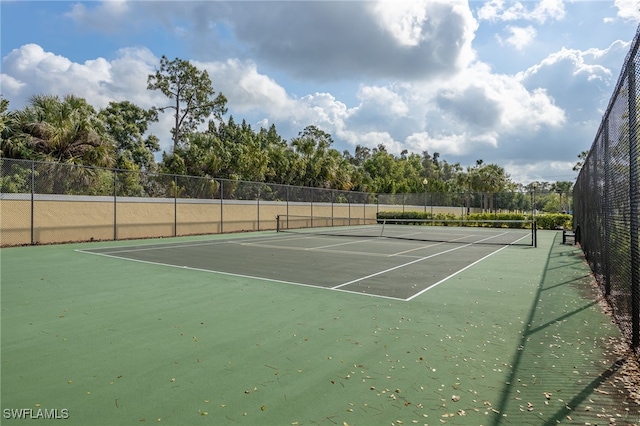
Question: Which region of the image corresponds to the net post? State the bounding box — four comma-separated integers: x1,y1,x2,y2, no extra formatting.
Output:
276,215,281,233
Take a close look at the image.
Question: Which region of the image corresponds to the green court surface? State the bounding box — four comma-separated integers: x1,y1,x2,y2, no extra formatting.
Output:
1,230,639,425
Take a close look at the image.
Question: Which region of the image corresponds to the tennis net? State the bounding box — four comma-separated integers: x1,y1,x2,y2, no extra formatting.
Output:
276,215,537,246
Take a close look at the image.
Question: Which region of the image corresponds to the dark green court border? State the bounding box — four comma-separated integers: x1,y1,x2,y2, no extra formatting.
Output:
2,230,639,425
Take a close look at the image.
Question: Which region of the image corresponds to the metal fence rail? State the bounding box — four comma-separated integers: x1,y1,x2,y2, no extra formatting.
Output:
573,25,640,355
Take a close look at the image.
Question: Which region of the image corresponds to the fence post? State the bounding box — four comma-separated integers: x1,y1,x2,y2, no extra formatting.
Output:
604,120,611,296
628,61,640,351
363,192,366,222
113,170,117,241
331,190,334,227
220,180,224,234
30,160,34,246
174,175,177,237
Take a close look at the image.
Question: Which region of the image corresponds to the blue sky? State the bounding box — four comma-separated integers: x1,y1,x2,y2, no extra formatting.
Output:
1,0,639,184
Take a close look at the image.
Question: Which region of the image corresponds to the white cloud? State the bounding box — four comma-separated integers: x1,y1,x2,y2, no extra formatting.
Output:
338,130,403,153
517,40,629,121
435,61,565,134
370,0,429,47
66,0,132,32
607,0,640,22
0,33,619,182
198,59,296,118
499,25,537,51
0,73,26,94
504,160,576,184
1,44,113,108
356,86,410,117
477,0,566,23
405,131,496,156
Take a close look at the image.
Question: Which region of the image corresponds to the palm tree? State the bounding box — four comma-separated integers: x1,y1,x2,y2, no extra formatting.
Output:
551,181,574,213
3,94,116,194
4,94,115,167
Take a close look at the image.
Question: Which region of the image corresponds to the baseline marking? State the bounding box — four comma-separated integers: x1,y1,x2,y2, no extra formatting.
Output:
76,249,408,301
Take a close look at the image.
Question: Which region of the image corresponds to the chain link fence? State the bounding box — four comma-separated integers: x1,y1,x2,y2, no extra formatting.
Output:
2,157,570,247
573,26,640,355
0,158,383,246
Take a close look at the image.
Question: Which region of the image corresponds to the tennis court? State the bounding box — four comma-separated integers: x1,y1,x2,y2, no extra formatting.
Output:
2,228,639,425
77,221,535,301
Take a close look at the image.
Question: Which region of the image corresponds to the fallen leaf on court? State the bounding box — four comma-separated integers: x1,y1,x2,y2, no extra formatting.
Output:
261,405,266,411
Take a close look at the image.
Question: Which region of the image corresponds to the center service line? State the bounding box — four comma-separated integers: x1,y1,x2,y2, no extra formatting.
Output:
331,243,474,290
405,244,510,301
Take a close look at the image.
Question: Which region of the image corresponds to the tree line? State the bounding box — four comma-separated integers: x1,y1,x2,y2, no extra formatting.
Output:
0,56,574,206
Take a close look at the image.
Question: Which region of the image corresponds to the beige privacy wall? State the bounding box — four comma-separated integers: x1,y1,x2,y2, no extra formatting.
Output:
0,194,466,246
0,195,385,246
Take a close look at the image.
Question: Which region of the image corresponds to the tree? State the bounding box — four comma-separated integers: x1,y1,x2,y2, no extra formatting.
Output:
550,181,573,213
291,125,338,188
573,150,589,172
98,101,160,171
0,97,9,138
1,94,114,167
1,94,116,195
147,55,227,151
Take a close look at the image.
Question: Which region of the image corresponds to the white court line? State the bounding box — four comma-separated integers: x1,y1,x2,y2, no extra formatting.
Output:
403,231,533,301
75,234,276,255
305,238,381,251
235,241,411,258
76,249,408,301
78,249,327,289
331,243,473,290
76,229,531,302
405,244,510,301
76,232,327,255
390,239,462,256
332,230,517,291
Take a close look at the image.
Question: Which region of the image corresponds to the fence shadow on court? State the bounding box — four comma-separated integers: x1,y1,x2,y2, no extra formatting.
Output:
492,233,639,425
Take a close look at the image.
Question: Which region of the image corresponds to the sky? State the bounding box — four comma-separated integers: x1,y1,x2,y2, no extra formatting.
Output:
1,0,639,185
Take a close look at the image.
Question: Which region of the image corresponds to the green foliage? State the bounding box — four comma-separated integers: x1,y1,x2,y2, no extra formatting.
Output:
376,211,572,230
1,94,115,167
377,211,528,228
0,161,32,193
98,101,159,171
533,214,573,230
377,211,572,230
